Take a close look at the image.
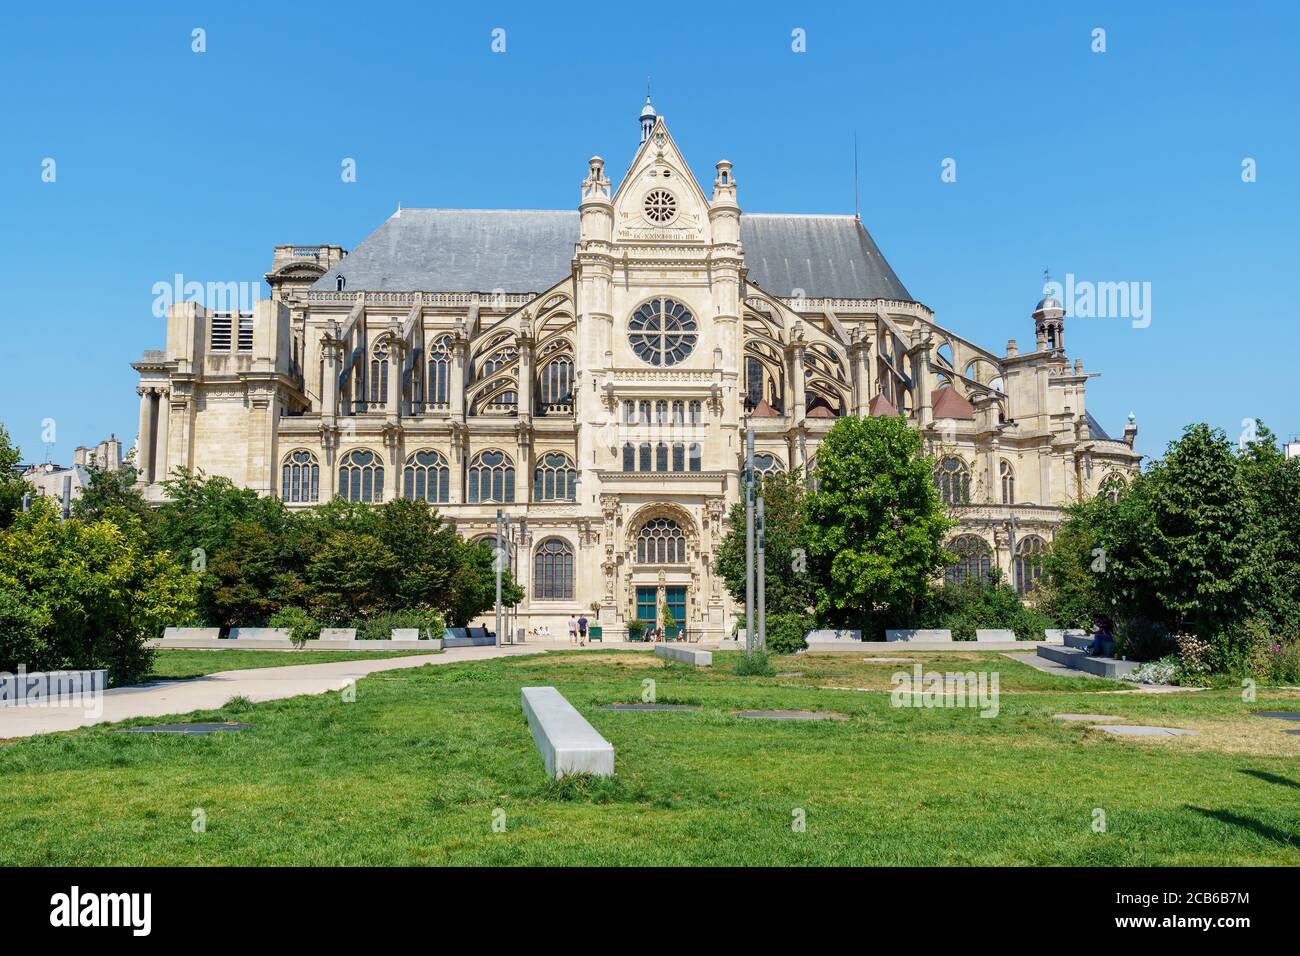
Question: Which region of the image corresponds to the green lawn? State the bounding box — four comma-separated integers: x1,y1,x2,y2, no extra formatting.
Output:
146,647,443,680
1,649,1298,865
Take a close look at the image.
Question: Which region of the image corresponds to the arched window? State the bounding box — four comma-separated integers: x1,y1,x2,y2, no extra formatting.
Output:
672,442,685,471
282,450,319,504
935,456,971,505
482,343,517,377
338,449,384,503
623,401,637,425
637,518,686,564
533,538,574,600
655,442,669,472
752,453,783,478
403,449,449,503
538,355,573,411
688,400,702,425
1015,535,1047,595
671,401,685,425
1098,473,1126,503
427,335,451,407
483,381,517,412
655,400,668,425
638,400,651,425
368,342,389,406
467,450,515,503
688,442,702,472
534,451,577,501
623,443,635,472
945,534,991,586
1000,459,1015,505
744,356,764,409
638,442,652,471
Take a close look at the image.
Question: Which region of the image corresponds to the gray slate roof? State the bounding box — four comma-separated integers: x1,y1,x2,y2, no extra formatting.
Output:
740,214,912,301
312,208,913,301
1085,410,1113,442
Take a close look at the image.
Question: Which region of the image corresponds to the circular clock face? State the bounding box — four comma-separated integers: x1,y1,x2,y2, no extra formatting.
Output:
628,297,698,367
642,189,677,225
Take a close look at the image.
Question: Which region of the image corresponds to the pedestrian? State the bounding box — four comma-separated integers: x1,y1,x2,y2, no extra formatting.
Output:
578,615,588,646
568,615,578,644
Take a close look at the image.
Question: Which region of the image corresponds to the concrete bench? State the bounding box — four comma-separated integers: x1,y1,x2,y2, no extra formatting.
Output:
520,686,615,779
391,628,420,641
885,629,953,642
228,627,292,641
162,627,221,640
974,628,1016,642
318,628,356,641
1043,629,1088,645
654,644,713,666
806,629,862,642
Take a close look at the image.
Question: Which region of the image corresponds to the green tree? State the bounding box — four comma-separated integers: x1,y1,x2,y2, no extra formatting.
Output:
205,520,304,627
71,461,149,528
1238,421,1300,633
714,468,815,615
0,502,198,682
303,528,401,622
1096,424,1255,643
1037,494,1113,629
150,467,290,566
0,423,33,530
805,415,954,630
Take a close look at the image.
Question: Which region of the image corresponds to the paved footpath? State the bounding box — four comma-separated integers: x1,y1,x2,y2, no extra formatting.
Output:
0,645,543,740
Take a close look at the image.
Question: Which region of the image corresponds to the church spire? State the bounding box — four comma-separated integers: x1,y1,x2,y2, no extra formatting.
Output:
639,80,656,143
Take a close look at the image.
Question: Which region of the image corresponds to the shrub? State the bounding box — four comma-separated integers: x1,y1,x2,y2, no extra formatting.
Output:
765,612,811,655
1256,640,1300,686
0,506,197,684
734,649,776,677
627,619,647,641
1113,618,1175,662
356,608,445,642
1175,633,1212,686
916,580,1055,641
1126,655,1181,685
267,606,320,646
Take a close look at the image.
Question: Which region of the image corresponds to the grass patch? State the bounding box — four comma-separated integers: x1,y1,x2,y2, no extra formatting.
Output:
0,649,1297,865
146,648,442,681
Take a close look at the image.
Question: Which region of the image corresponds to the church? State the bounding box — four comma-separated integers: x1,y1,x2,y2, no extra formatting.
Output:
130,99,1142,640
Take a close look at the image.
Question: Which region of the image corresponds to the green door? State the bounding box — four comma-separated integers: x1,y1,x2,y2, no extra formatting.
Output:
665,587,686,639
636,587,657,626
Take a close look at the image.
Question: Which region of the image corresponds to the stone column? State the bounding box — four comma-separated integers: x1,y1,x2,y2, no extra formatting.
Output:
154,388,171,483
450,333,467,421
135,386,156,484
789,339,807,423
385,333,403,426
516,423,532,505
448,424,465,504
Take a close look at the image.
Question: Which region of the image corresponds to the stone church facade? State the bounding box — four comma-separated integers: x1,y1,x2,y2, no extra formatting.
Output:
131,101,1141,639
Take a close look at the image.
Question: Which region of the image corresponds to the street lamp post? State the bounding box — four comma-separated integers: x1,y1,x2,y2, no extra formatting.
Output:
494,508,504,648
756,494,766,653
744,425,755,656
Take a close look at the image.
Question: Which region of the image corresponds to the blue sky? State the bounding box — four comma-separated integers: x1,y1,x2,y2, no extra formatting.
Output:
2,0,1296,463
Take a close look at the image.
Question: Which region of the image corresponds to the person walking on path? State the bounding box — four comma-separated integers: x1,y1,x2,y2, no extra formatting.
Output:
568,616,579,645
578,615,588,646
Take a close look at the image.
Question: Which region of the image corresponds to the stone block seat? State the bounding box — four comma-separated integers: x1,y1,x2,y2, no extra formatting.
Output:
520,686,615,779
